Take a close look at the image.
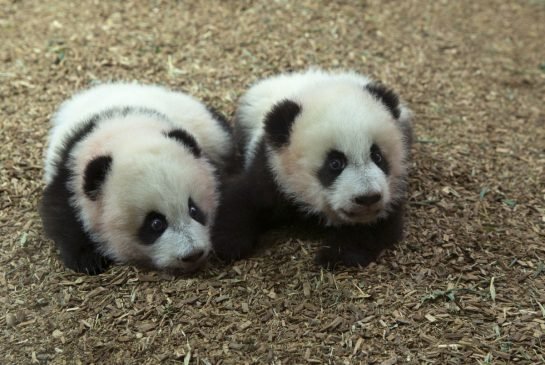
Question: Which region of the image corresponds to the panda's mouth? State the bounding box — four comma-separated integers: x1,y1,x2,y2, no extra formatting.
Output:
167,259,207,275
156,249,210,275
339,207,381,223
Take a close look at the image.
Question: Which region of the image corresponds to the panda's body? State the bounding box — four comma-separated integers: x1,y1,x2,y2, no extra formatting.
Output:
40,83,232,274
213,69,413,267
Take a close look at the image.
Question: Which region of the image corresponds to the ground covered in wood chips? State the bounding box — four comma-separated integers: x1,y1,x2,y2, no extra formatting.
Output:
1,1,544,364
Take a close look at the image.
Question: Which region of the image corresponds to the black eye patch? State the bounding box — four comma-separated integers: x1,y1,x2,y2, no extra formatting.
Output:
165,129,201,158
138,211,168,245
371,144,389,175
317,150,347,188
188,197,207,226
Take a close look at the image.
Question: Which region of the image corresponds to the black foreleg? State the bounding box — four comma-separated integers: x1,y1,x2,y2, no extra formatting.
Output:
316,204,405,269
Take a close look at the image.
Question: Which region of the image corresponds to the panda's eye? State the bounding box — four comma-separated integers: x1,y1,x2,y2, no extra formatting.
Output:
188,197,207,226
150,217,166,233
370,144,390,174
370,144,383,165
139,211,168,245
147,213,167,234
318,150,348,187
328,151,347,171
329,158,345,171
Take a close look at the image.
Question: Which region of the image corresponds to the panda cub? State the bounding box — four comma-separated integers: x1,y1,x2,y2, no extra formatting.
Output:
40,82,233,275
212,69,413,268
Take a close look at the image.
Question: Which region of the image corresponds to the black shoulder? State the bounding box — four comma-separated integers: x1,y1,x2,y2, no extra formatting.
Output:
222,114,249,176
205,106,239,175
316,202,405,269
41,168,111,275
212,140,290,261
207,106,233,135
41,120,110,275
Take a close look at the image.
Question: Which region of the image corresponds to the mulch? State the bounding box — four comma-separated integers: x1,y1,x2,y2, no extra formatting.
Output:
1,1,544,364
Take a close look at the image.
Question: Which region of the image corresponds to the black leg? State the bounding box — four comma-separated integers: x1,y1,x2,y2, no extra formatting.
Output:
212,183,263,261
40,183,111,275
212,141,281,262
60,244,111,275
316,203,405,269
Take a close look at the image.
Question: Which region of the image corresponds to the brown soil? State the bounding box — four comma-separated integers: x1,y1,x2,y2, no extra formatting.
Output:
1,1,544,364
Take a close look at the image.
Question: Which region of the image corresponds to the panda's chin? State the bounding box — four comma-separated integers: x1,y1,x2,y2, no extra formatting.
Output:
152,252,209,275
322,202,384,226
163,260,207,276
129,255,207,275
336,208,382,225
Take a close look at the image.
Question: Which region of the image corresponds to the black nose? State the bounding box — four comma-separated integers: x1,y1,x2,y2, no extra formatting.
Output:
353,193,382,206
180,249,205,263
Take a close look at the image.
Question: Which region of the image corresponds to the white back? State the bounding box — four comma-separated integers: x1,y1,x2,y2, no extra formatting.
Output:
237,69,372,167
43,82,231,272
45,82,231,184
236,69,411,225
68,117,218,269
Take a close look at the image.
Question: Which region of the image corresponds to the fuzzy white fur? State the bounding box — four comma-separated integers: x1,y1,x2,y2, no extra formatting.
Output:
237,69,412,225
45,83,231,271
45,82,231,184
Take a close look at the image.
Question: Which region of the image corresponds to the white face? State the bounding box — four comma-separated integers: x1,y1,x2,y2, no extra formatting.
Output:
268,84,407,225
82,140,219,273
324,147,391,224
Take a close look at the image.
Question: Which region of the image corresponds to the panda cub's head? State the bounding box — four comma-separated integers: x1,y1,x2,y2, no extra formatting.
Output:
72,119,218,273
264,80,411,225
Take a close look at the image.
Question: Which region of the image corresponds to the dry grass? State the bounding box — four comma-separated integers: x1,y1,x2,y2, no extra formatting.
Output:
1,0,544,364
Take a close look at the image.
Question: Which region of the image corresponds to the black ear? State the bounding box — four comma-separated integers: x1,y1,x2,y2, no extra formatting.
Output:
365,83,401,119
264,99,301,149
83,155,112,200
166,129,201,158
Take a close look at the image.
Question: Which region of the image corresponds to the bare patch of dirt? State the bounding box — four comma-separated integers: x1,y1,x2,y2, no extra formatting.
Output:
1,1,544,364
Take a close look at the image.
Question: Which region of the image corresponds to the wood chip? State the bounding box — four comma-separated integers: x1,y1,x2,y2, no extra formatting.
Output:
1,1,544,364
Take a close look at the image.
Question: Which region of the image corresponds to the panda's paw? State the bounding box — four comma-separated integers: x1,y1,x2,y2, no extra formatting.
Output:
338,250,375,268
62,251,111,275
212,235,254,263
315,245,341,269
315,245,374,270
213,249,241,263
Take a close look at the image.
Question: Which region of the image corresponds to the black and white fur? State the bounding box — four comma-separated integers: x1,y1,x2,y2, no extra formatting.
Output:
212,69,413,268
40,82,233,274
